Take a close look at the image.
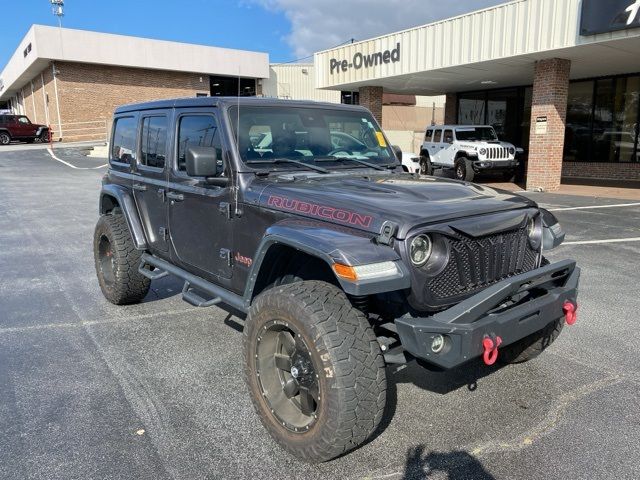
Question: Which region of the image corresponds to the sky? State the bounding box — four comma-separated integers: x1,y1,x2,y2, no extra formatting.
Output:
1,0,504,68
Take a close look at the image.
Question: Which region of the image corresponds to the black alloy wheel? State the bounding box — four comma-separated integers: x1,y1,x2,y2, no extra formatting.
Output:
255,321,320,431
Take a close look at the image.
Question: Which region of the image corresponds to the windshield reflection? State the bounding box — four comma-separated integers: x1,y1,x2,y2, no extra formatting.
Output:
230,106,396,171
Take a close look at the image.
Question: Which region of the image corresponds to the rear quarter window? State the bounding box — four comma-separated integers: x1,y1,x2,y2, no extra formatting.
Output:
110,116,137,164
425,129,433,142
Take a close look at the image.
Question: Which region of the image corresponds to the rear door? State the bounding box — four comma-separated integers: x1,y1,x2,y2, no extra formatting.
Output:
167,109,234,280
439,128,456,166
132,110,171,253
430,129,443,163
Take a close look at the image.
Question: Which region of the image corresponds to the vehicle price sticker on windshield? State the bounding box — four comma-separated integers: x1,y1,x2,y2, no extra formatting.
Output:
375,131,387,147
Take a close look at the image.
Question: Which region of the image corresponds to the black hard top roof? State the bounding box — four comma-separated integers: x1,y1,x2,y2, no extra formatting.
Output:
114,96,369,114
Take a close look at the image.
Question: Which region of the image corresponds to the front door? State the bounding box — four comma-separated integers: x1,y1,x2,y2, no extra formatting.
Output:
16,116,37,138
168,110,233,280
132,111,171,253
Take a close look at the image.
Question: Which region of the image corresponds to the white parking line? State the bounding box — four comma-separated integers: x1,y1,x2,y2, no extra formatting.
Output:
47,147,107,170
549,202,640,211
562,237,640,246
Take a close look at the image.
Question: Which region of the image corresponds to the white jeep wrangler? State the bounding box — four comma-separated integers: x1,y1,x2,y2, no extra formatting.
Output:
419,125,522,182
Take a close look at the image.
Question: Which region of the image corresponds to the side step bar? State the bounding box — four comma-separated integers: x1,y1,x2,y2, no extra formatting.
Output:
139,253,248,313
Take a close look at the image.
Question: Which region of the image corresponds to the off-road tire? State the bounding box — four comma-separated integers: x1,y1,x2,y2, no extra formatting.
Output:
455,157,475,182
419,154,433,176
502,170,516,182
0,131,11,145
38,131,49,142
93,213,150,305
243,280,386,463
499,318,564,364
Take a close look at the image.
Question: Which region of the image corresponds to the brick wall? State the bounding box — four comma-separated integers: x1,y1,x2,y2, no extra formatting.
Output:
359,86,383,124
563,162,640,181
526,58,571,191
18,62,208,142
444,93,457,124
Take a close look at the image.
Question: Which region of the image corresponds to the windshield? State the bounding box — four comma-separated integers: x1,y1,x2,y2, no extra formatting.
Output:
455,127,498,141
230,106,396,171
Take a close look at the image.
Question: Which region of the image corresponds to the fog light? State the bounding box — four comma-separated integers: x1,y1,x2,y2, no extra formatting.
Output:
431,334,445,354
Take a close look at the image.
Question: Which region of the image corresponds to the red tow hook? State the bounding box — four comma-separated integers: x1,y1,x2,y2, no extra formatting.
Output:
563,300,578,325
482,334,502,366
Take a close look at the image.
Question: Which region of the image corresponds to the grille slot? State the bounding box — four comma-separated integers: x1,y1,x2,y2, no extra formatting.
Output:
426,227,538,301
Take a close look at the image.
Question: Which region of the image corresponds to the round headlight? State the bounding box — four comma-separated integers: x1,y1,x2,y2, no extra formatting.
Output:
479,148,487,155
509,147,516,155
410,234,432,267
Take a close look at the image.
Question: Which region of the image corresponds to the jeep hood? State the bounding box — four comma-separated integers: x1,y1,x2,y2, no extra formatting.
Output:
257,174,536,239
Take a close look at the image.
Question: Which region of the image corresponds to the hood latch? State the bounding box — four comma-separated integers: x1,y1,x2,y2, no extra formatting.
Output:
377,221,398,246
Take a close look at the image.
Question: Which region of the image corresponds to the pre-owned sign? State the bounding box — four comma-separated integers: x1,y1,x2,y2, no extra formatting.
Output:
330,43,400,75
581,0,640,35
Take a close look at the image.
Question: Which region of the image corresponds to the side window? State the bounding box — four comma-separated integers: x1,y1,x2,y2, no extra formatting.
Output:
433,129,442,143
18,116,30,125
140,116,168,169
425,128,433,142
110,116,137,164
443,129,454,144
176,114,223,172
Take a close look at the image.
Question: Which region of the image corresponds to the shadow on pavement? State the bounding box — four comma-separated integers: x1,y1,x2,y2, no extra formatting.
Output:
402,446,495,479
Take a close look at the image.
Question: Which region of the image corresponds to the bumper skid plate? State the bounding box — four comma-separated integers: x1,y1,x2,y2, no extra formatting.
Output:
395,259,580,369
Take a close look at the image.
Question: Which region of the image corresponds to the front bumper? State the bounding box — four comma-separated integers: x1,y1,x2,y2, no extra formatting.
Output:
395,259,580,369
473,159,518,170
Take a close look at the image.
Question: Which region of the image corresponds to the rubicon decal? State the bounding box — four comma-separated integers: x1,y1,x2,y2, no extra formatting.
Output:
267,195,373,228
330,43,400,75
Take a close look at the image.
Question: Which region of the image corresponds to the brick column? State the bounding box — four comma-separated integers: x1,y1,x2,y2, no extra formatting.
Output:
526,58,571,191
444,93,457,124
359,86,383,124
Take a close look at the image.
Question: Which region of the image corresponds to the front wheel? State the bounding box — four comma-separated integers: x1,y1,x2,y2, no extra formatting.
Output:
455,157,475,182
499,319,564,364
419,155,433,176
243,281,386,463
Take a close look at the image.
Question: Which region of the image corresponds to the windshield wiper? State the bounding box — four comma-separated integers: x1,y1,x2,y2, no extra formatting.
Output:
245,158,329,174
314,156,387,171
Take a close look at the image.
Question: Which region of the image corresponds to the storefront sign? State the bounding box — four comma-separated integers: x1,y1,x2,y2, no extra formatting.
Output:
580,0,640,35
329,43,401,75
535,116,548,135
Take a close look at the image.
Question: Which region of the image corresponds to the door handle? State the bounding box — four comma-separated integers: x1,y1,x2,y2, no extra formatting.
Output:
167,191,184,202
133,183,147,191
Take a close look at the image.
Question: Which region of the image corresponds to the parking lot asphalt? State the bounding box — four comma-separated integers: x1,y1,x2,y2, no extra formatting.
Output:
1,147,639,480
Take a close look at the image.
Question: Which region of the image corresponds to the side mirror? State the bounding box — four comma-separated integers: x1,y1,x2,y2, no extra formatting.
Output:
391,145,402,162
186,146,221,177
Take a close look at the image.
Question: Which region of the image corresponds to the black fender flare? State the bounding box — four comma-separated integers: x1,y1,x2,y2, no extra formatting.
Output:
99,184,147,250
243,219,410,302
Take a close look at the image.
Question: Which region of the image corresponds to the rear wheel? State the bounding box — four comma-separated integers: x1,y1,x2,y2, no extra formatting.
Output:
244,281,386,463
93,213,150,305
419,154,433,176
0,132,10,145
455,157,475,182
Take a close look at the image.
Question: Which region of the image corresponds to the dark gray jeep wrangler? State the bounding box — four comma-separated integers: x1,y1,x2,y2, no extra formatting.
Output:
94,97,579,462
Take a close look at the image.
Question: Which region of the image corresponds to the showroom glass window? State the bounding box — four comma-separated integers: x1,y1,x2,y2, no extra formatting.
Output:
110,116,137,164
140,116,168,169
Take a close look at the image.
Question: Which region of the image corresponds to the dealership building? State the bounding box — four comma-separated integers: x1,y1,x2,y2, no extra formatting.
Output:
0,25,269,142
315,0,640,190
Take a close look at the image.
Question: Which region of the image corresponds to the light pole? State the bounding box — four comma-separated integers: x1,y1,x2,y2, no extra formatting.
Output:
50,0,64,27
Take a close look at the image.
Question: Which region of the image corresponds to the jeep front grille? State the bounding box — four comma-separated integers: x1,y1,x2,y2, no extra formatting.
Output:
485,147,509,159
426,226,538,301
